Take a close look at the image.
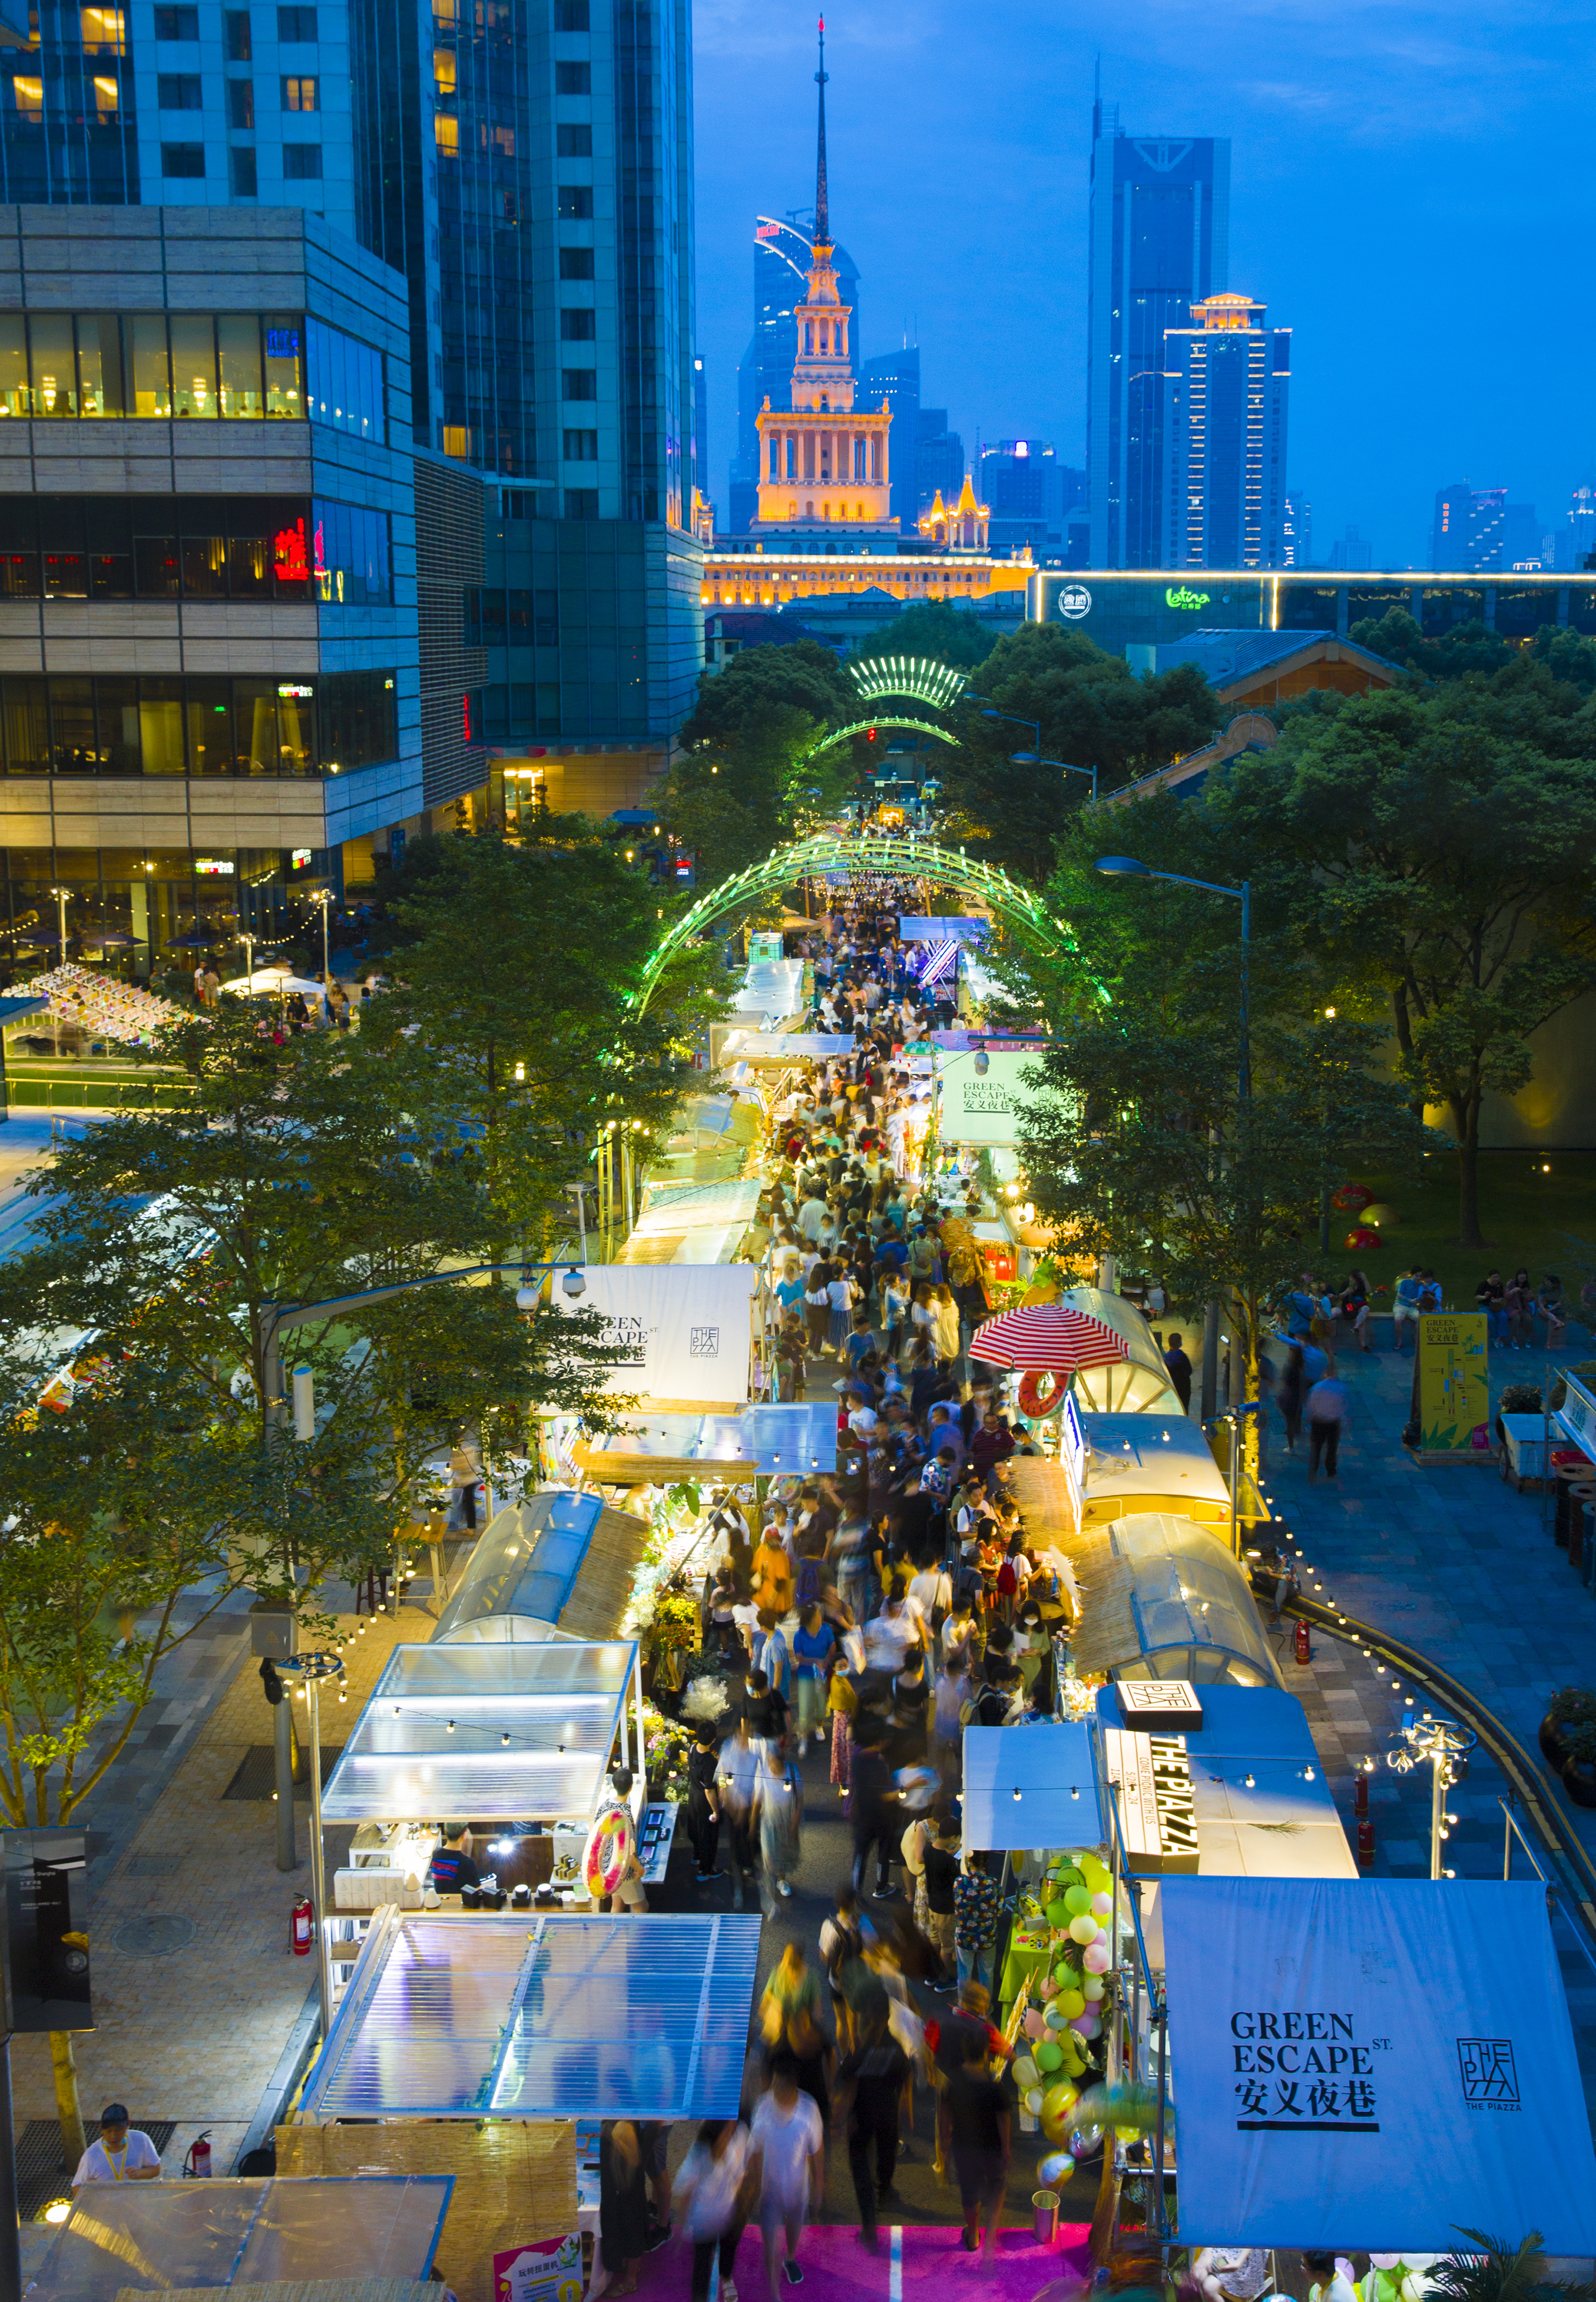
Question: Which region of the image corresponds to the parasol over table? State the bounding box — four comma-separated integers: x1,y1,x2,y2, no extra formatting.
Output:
969,1301,1130,1373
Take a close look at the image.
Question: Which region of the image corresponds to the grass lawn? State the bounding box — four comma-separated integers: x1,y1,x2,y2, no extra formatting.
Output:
1335,1147,1596,1316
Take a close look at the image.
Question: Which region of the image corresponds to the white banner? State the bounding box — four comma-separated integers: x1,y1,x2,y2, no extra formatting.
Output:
1162,1876,1596,2251
936,1047,1042,1146
575,1266,757,1402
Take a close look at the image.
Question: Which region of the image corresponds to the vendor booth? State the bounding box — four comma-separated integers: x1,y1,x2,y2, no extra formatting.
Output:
1080,1412,1230,1531
298,1909,761,2123
1075,1513,1283,1688
1050,1290,1183,1414
1161,1876,1596,2250
612,1181,764,1272
434,1490,652,1645
961,1722,1101,1858
571,1401,836,1486
720,1029,854,1065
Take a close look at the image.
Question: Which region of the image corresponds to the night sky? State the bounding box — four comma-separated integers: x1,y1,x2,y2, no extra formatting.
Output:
693,0,1596,570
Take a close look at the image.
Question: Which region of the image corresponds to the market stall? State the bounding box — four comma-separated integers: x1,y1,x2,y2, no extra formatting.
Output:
1080,1411,1231,1532
720,1029,854,1065
7,963,178,1054
1052,1289,1183,1414
297,1909,761,2123
1074,1512,1283,1688
433,1490,653,1645
614,1178,765,1269
570,1401,836,1485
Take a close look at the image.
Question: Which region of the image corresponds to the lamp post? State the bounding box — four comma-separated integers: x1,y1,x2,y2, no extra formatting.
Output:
1094,855,1251,1105
49,885,71,960
275,1650,346,2032
970,701,1041,756
312,887,331,986
1010,751,1098,804
1387,1710,1477,1879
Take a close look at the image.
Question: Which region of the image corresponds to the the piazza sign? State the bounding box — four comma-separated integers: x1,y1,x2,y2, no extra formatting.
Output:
1104,1727,1199,1872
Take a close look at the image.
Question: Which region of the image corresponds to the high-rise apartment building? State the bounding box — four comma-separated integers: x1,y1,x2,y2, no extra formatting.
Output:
1557,483,1596,573
1432,482,1507,573
1328,525,1373,571
1087,96,1229,569
1282,489,1310,568
978,440,1085,559
1159,293,1289,569
727,210,859,534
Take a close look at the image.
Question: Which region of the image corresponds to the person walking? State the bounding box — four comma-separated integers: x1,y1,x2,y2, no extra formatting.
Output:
790,1604,834,1750
718,1716,762,1912
673,2118,751,2302
849,1718,902,1899
1162,1332,1193,1412
835,2004,909,2252
685,1724,724,1886
753,1740,802,1910
748,2054,824,2300
952,1849,999,1994
1279,1341,1306,1455
945,2030,1011,2263
590,2118,649,2299
1305,1371,1349,1482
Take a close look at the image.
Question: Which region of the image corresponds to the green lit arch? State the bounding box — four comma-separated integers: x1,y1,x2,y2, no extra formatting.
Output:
801,716,960,763
847,655,970,712
634,829,1076,1013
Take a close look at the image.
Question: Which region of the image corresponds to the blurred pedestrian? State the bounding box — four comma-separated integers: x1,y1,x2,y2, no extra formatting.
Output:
1162,1331,1193,1412
749,2054,824,2301
590,2118,649,2299
685,1724,724,1887
753,1740,802,1910
673,2118,751,2302
835,2003,909,2252
945,2029,1011,2263
1306,1372,1349,1482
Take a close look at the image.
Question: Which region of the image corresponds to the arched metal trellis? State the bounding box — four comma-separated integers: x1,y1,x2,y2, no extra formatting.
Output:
847,655,970,712
634,829,1078,1012
800,716,960,763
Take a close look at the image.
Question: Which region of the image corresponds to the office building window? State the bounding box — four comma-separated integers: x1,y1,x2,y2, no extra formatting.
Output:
0,494,327,602
559,247,593,280
228,78,254,126
11,74,42,121
1494,585,1560,640
558,185,592,219
160,142,205,175
157,72,202,106
304,317,384,441
281,74,316,108
555,61,590,93
0,313,304,419
282,141,321,176
564,489,598,520
562,368,596,400
277,4,316,35
561,308,595,340
153,4,198,33
556,0,588,23
0,671,395,777
556,122,590,155
80,6,125,50
563,429,597,460
312,498,391,605
225,9,251,56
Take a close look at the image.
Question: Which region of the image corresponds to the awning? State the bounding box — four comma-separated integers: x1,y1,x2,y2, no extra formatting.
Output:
300,1910,762,2122
573,1401,836,1485
898,916,988,941
431,1490,652,1644
1076,1512,1282,1688
960,1722,1100,1853
1081,1411,1231,1526
1161,1876,1596,2250
320,1636,638,1824
720,1030,854,1063
617,1181,765,1269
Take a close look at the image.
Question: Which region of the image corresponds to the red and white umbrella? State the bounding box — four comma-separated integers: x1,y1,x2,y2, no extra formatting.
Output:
968,1301,1130,1373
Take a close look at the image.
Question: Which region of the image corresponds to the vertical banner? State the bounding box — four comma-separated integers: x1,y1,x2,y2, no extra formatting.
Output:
575,1266,757,1400
1416,1312,1489,1455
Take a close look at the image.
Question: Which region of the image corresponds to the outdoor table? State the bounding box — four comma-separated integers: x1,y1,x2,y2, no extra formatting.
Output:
998,1919,1054,2016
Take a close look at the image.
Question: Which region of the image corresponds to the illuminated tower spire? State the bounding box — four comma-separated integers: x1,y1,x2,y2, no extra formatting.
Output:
814,17,829,244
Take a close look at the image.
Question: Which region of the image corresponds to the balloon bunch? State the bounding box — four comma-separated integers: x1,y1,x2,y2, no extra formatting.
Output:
1010,1848,1117,2146
1365,2257,1439,2302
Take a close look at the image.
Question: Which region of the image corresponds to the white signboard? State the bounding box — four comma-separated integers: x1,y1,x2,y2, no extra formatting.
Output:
937,1045,1044,1147
1114,1679,1205,1732
1104,1727,1199,1873
573,1266,757,1402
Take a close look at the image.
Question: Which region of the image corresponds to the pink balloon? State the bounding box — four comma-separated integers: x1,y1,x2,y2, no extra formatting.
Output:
1076,2010,1102,2039
1090,1892,1112,1917
1082,1941,1112,1975
1069,2012,1094,2038
1024,2009,1046,2039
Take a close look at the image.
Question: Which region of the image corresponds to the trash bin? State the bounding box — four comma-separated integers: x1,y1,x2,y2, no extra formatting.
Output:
1032,2190,1059,2245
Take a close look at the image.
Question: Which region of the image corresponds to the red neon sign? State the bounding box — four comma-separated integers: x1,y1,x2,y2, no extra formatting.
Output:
274,518,310,582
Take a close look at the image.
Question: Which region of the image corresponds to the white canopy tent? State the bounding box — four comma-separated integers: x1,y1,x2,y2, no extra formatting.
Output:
1161,1875,1596,2250
221,966,326,997
960,1722,1100,1855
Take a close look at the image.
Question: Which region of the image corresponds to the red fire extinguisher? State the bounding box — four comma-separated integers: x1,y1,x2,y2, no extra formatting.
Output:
1357,1818,1376,1870
291,1896,314,1956
1293,1617,1312,1665
183,2132,212,2179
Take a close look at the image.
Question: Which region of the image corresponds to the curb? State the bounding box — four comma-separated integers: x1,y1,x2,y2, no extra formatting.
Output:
231,1982,321,2172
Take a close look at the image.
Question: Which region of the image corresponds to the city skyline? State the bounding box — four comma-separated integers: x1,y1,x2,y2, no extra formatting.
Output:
694,0,1596,570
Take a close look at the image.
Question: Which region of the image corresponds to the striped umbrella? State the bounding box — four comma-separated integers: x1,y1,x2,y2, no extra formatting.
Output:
968,1301,1130,1372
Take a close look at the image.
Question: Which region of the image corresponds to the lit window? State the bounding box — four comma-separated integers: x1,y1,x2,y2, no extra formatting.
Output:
81,5,125,49
93,73,118,114
12,76,43,120
434,112,457,154
432,46,455,90
282,74,317,109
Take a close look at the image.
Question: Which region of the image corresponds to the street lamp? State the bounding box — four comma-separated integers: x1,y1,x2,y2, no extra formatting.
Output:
275,1650,347,2031
311,887,332,985
1095,855,1251,1104
1011,751,1098,804
49,885,72,958
1387,1710,1476,1879
970,700,1041,754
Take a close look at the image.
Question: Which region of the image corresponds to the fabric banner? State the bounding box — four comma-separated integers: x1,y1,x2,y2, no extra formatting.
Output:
1161,1876,1596,2250
574,1266,757,1402
1417,1312,1490,1453
936,1046,1044,1146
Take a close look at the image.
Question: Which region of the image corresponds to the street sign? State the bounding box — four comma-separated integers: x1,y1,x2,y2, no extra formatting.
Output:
0,1828,93,2032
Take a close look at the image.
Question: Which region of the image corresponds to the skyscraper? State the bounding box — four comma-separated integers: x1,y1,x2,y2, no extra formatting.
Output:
1087,96,1230,568
857,346,917,529
978,441,1086,559
1160,293,1290,569
1282,490,1311,568
1432,482,1506,573
916,408,965,519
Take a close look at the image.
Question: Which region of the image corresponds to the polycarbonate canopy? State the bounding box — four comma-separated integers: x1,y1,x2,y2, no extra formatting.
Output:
300,1912,762,2122
319,1638,637,1823
1110,1513,1282,1689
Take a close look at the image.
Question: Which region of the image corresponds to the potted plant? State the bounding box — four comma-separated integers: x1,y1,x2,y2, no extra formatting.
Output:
1541,1685,1596,1772
1562,1719,1596,1810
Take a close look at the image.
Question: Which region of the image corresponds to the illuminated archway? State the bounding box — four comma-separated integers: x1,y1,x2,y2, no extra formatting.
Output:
634,829,1076,1012
801,716,960,763
847,655,969,712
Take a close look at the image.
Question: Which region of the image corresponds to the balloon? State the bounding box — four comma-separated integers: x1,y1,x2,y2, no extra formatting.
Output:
1037,2151,1073,2188
1035,2040,1063,2072
1069,1914,1097,1944
1054,1961,1075,1986
1026,2088,1045,2114
1063,1885,1090,1916
1024,2009,1045,2039
1070,2013,1096,2039
1045,1899,1071,1929
1083,1976,1105,2002
1083,1940,1112,1974
1058,1987,1085,2018
1090,1891,1112,1917
1079,1855,1109,1888
1042,2079,1077,2122
1044,2002,1069,2030
1014,2054,1039,2088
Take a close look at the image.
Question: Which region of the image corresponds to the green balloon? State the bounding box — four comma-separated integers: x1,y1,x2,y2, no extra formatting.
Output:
1045,1899,1071,1929
1054,1961,1075,1986
1035,2040,1063,2072
1063,1884,1091,1916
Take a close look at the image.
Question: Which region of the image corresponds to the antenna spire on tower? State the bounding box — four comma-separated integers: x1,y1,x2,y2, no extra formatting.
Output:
814,16,829,244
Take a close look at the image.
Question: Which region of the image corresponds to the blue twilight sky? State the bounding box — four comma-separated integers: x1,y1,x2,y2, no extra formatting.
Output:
693,0,1596,570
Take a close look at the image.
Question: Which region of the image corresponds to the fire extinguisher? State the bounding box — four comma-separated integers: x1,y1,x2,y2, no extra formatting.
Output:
1354,1773,1369,1819
183,2132,212,2179
291,1896,314,1956
1357,1818,1376,1870
1293,1617,1312,1665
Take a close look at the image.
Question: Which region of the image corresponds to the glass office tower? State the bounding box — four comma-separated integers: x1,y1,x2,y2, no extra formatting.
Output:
1087,96,1229,569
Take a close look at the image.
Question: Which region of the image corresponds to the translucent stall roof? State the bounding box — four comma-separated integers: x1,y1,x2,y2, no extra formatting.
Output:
1081,1412,1231,1516
1107,1512,1283,1689
1059,1289,1184,1415
431,1490,605,1639
32,2178,451,2302
300,1912,762,2122
320,1639,636,1823
579,1402,836,1478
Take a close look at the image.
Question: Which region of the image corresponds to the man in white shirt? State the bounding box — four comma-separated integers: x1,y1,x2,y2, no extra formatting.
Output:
73,2106,161,2189
749,2058,824,2299
795,1193,828,1246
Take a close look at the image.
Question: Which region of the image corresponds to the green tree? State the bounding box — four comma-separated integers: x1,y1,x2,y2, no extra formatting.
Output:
1348,607,1515,683
940,624,1221,874
846,599,1000,671
1213,685,1596,1245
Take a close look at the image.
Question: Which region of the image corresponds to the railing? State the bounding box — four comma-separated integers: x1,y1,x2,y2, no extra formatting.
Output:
6,1072,195,1113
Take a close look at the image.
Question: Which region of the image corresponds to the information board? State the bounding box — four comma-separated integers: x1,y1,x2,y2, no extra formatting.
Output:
1416,1313,1490,1455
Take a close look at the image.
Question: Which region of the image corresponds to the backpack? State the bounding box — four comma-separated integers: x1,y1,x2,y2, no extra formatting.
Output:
794,1553,825,1609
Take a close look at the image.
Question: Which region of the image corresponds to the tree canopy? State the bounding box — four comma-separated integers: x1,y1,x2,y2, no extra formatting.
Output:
846,599,1001,671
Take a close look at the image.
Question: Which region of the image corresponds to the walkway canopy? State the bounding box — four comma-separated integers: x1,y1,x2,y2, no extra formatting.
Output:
1072,1512,1282,1687
300,1910,762,2123
320,1637,640,1825
1161,1877,1596,2250
1053,1288,1182,1413
432,1491,651,1645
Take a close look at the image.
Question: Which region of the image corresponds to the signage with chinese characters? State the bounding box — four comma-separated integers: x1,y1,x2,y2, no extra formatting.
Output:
1165,585,1211,610
265,327,300,359
194,858,234,876
1114,1679,1204,1732
1104,1728,1199,1872
274,518,310,582
493,2232,583,2302
1416,1313,1489,1455
290,848,313,871
1058,582,1092,621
